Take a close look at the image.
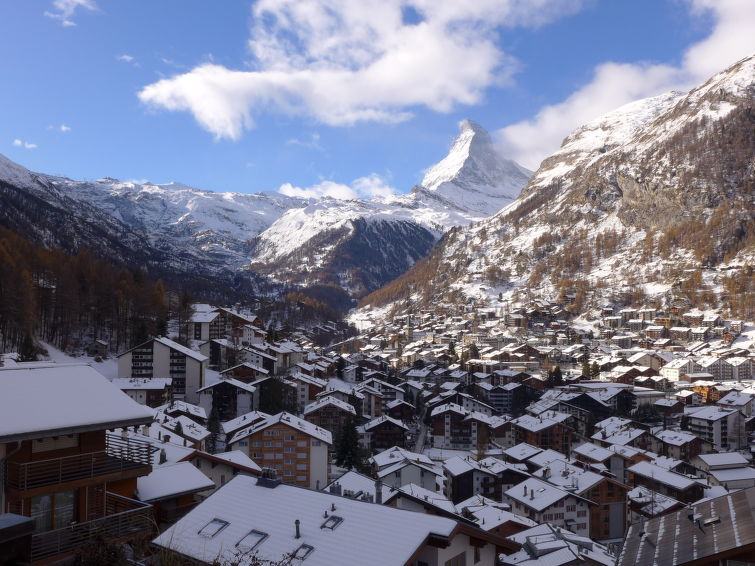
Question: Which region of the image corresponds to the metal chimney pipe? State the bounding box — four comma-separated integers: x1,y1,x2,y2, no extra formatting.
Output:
295,519,301,539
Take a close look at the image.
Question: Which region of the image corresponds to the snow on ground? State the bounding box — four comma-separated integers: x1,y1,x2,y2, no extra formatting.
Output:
39,342,118,379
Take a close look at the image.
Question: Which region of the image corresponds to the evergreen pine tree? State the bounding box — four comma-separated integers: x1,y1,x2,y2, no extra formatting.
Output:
335,417,365,471
590,361,600,379
18,332,37,362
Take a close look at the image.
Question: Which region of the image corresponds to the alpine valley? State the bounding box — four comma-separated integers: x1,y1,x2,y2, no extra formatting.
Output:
1,55,754,324
0,119,530,306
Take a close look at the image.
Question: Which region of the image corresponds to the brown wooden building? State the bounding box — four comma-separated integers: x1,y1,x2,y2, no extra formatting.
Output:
0,364,154,565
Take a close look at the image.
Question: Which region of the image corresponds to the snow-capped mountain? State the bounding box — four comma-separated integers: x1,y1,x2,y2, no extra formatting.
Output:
360,54,755,317
247,121,530,295
419,119,531,216
0,121,530,302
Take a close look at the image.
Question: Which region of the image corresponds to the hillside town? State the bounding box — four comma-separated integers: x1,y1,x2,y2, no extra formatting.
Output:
2,297,755,565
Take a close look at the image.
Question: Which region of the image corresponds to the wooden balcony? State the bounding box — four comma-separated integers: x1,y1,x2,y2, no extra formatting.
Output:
4,435,152,493
31,492,153,563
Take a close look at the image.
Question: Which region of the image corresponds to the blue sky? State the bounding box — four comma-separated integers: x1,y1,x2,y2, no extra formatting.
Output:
1,1,753,198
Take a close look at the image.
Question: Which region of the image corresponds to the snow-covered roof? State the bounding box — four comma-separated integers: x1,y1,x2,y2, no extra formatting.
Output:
221,411,271,434
196,375,256,394
628,461,705,491
504,477,576,511
370,446,433,469
696,452,750,468
0,364,153,442
572,442,613,463
708,466,755,483
654,429,698,446
183,450,262,474
511,411,570,432
153,475,486,566
687,406,738,421
228,412,332,446
503,443,542,462
324,470,391,502
357,415,408,432
303,396,356,416
137,461,214,502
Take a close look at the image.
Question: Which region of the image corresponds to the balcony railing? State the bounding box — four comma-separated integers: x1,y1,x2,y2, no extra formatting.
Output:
31,492,153,562
5,435,152,492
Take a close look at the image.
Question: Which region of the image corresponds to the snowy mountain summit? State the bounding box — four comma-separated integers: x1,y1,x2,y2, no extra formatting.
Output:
417,120,532,216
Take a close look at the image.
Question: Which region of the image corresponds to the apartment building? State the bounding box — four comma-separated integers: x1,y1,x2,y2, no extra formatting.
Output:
227,412,332,490
117,336,208,403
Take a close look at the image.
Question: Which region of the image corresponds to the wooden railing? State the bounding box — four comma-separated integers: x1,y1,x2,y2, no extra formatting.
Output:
4,435,152,491
31,492,153,562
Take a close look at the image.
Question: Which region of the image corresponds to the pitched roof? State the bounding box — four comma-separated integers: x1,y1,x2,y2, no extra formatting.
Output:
618,486,755,566
137,462,215,502
153,475,508,566
228,412,332,446
0,364,153,442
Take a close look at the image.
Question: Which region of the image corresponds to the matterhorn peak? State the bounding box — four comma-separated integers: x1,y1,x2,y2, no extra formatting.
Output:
418,120,532,217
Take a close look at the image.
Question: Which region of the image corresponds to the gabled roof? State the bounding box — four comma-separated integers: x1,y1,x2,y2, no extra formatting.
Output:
152,475,515,565
619,486,755,566
228,412,332,446
195,375,256,394
137,461,214,502
221,411,271,434
180,450,262,475
0,364,153,442
357,415,408,433
303,396,356,416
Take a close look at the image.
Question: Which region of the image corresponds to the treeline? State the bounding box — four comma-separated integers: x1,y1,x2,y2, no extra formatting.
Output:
0,226,189,354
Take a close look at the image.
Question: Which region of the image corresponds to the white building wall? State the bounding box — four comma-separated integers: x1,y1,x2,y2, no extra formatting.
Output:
310,440,329,490
117,351,133,378
184,358,206,404
415,533,497,566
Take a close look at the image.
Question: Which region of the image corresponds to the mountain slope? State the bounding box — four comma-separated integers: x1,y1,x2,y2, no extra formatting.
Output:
246,120,531,297
360,54,755,319
0,120,530,305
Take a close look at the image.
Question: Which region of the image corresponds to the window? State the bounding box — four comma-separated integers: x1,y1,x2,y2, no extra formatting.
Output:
285,435,295,441
474,547,481,564
311,440,320,447
566,505,576,512
30,490,76,532
199,518,229,538
292,544,314,560
320,515,343,530
236,530,268,551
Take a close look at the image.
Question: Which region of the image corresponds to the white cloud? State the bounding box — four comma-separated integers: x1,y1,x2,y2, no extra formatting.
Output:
116,54,134,63
278,173,396,200
352,173,396,198
497,0,755,170
287,132,323,150
44,0,97,27
13,139,38,149
60,124,71,132
138,0,585,140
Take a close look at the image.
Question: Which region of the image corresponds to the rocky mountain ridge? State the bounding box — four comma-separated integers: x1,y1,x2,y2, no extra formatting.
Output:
359,54,755,321
0,121,530,303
